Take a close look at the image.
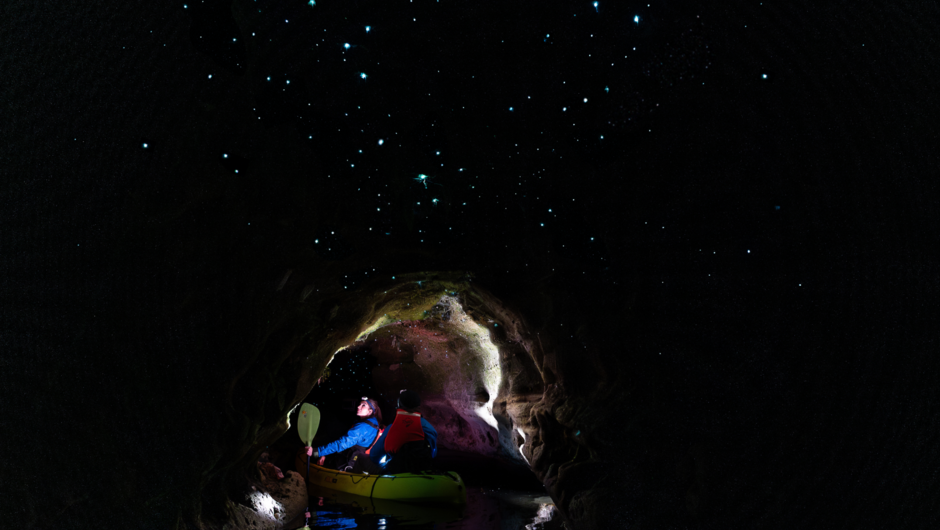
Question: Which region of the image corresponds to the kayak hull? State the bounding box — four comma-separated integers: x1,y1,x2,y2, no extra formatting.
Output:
294,449,467,505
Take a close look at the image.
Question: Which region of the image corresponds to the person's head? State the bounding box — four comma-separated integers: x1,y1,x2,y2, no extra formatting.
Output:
357,397,383,424
398,390,421,411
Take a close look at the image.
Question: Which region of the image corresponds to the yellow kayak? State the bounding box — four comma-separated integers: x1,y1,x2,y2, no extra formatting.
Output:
295,449,467,505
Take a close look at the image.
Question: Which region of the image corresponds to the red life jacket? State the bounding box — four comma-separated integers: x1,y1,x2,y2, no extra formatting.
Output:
384,409,425,454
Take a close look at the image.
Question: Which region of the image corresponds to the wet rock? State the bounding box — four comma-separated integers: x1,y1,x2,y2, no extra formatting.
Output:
223,463,306,530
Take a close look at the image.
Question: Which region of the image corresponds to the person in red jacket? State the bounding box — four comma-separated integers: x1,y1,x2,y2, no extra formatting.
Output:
370,390,438,474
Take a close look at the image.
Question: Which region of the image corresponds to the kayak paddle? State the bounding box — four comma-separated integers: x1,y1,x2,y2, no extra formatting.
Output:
297,403,320,530
297,403,321,447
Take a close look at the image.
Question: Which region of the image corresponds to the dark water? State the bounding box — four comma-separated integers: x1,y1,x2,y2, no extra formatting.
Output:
295,486,559,530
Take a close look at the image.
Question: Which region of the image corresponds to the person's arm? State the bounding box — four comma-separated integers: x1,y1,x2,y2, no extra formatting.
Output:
318,422,374,456
421,418,438,458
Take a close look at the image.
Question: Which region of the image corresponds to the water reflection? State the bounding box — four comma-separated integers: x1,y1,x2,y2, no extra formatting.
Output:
298,483,559,529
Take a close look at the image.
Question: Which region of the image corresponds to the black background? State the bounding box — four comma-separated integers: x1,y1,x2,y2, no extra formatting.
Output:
2,0,938,528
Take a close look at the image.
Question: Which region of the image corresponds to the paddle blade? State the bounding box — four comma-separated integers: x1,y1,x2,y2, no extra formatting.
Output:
297,403,320,446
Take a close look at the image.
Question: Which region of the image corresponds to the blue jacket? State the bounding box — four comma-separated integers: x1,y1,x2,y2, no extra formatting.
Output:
369,417,437,468
316,418,381,456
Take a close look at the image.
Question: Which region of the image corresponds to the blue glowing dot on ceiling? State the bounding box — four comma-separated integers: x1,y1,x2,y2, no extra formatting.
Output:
635,15,640,23
344,43,351,49
365,26,371,32
360,72,368,79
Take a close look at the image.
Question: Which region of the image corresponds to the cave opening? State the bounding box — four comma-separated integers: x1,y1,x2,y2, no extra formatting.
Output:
264,278,556,527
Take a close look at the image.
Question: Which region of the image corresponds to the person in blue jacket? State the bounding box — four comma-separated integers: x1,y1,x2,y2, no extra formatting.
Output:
369,390,438,474
305,397,384,473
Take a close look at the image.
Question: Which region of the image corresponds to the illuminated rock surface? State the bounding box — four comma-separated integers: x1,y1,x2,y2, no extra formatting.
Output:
225,463,306,530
